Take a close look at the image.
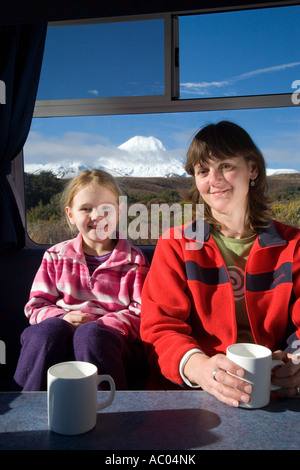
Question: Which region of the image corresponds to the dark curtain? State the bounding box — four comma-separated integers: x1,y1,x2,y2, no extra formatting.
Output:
0,23,47,251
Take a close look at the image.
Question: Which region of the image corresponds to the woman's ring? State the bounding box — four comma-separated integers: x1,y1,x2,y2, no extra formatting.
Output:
296,386,300,396
212,368,219,381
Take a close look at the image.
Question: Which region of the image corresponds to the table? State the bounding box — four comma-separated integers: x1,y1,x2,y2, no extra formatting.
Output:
0,391,299,451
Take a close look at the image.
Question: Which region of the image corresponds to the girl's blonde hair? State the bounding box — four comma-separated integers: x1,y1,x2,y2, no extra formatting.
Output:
185,121,271,232
61,169,122,227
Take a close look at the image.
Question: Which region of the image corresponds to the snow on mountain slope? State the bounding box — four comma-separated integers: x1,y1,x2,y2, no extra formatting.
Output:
24,135,299,178
25,136,186,178
266,168,299,176
118,135,166,153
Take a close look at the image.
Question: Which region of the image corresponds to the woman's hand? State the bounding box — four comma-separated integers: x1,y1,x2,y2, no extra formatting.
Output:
271,350,300,398
183,352,252,407
63,311,92,328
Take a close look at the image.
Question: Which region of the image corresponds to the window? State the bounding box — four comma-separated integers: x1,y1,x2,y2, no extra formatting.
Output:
179,6,300,98
37,19,165,100
24,5,300,245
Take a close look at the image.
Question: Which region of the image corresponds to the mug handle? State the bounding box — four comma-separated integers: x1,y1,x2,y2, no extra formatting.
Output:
270,359,284,391
96,375,116,410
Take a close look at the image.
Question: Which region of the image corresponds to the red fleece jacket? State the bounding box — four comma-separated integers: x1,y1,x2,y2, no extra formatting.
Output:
140,220,300,385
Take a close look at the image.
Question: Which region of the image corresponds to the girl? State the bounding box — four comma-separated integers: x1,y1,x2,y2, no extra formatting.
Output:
14,169,149,390
140,121,300,406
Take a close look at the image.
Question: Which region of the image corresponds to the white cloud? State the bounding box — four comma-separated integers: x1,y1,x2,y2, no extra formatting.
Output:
235,62,300,81
24,132,187,177
180,80,230,95
262,131,300,168
180,61,300,95
87,89,99,96
24,131,184,166
24,131,115,166
24,128,299,177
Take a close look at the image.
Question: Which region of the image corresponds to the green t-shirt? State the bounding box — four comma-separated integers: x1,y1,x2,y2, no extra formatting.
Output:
211,229,257,343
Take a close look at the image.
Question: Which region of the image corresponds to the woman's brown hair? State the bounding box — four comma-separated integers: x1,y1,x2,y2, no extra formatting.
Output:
185,121,271,231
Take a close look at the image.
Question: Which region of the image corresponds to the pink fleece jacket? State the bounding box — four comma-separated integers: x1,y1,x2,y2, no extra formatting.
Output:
25,233,149,340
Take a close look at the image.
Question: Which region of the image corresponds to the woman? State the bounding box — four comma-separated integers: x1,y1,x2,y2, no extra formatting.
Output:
140,121,300,407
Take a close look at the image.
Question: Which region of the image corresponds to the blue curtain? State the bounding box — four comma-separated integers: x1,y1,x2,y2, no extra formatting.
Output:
0,23,47,251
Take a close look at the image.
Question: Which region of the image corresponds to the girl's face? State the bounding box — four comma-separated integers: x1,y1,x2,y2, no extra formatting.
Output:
194,156,258,220
66,184,120,252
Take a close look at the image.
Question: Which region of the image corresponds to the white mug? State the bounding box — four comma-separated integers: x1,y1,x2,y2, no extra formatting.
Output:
47,361,115,435
226,343,284,409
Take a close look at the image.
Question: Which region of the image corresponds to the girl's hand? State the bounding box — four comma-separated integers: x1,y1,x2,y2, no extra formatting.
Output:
183,352,252,407
271,350,300,398
63,311,92,328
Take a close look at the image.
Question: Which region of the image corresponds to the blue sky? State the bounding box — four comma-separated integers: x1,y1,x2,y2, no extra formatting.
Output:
179,7,300,97
25,5,300,172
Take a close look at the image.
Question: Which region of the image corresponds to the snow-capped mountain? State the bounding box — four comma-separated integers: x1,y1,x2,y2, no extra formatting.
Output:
24,162,93,179
24,135,299,179
266,168,299,176
118,135,166,153
25,136,187,178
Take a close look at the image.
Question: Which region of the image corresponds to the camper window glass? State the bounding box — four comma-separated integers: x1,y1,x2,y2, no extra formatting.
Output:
24,106,300,245
23,6,300,246
37,19,165,100
179,5,300,98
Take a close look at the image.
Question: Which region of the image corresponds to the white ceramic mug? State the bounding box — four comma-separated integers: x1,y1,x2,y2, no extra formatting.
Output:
47,361,115,435
226,343,284,409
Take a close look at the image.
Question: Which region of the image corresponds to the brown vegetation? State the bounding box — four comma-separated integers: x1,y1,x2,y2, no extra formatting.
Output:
26,172,300,245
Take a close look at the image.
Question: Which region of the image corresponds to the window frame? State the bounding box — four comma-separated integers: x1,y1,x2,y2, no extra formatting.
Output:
34,14,179,117
33,7,296,119
21,4,299,248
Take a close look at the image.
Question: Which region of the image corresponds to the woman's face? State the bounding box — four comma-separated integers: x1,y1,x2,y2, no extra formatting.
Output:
194,156,258,220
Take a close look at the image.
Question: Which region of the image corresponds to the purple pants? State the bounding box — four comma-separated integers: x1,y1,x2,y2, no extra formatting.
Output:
13,317,147,391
